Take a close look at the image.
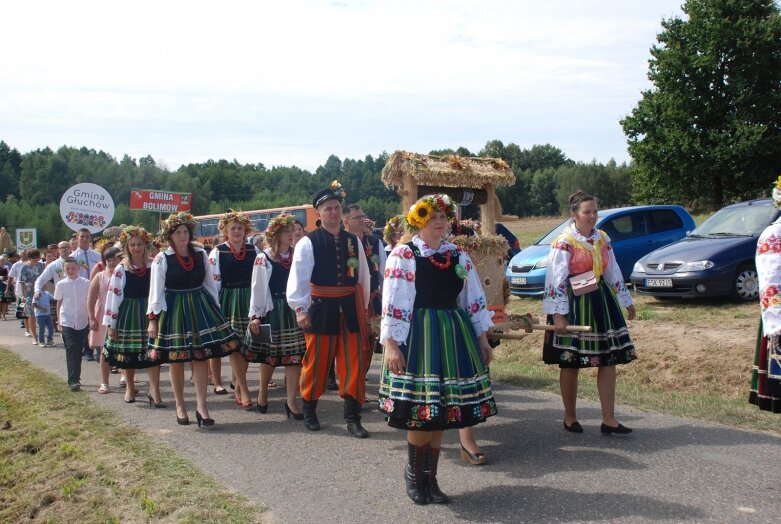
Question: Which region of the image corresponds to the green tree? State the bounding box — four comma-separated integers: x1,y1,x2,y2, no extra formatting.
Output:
622,0,781,208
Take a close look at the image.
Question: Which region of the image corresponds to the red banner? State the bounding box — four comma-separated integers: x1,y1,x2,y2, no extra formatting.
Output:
129,190,192,212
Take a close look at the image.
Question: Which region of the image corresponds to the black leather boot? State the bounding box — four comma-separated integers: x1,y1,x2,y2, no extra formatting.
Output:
405,442,429,505
425,446,449,503
344,396,369,438
302,400,321,431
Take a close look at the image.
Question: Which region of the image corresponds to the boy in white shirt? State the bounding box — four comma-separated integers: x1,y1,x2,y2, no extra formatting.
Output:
54,257,90,391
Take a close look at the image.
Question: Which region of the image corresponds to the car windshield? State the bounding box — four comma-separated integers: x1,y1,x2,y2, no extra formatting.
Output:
536,219,572,245
692,203,777,237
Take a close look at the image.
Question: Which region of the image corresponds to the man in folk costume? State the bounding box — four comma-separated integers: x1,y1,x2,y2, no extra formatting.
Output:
343,204,385,364
287,181,372,438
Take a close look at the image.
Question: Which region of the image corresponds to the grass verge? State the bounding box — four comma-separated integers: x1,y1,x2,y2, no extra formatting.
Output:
0,347,266,523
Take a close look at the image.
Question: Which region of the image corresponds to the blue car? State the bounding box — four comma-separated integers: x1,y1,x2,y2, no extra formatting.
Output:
631,198,780,301
506,205,695,297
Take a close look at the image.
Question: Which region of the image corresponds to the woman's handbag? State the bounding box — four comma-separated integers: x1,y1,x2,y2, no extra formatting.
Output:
568,270,598,296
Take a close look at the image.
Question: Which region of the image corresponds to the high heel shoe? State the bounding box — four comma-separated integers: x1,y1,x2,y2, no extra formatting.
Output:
195,410,214,428
147,393,167,409
257,402,268,414
460,444,487,465
176,414,190,425
284,402,304,420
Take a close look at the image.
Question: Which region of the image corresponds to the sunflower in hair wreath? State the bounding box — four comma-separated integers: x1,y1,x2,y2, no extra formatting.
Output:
330,179,347,200
406,194,457,231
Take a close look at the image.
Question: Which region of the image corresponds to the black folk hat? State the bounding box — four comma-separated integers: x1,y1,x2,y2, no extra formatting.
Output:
312,188,342,209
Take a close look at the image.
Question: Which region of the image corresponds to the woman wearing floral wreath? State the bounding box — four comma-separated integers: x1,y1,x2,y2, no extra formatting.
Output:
750,175,781,414
245,214,306,417
208,210,259,407
379,193,497,505
103,226,165,405
147,213,240,427
543,190,636,435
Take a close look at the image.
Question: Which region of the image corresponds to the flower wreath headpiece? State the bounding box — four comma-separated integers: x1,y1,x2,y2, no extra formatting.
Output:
383,215,405,244
161,212,195,238
330,179,347,200
119,225,152,246
772,175,781,208
406,193,457,231
265,213,296,242
218,209,253,233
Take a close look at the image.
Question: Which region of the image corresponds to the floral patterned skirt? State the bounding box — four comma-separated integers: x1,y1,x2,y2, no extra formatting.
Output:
378,306,497,431
749,319,781,413
544,280,636,368
243,297,305,366
104,297,156,369
148,287,240,363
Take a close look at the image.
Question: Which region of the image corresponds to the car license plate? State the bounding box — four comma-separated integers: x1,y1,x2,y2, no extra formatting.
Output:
511,277,527,285
645,278,673,288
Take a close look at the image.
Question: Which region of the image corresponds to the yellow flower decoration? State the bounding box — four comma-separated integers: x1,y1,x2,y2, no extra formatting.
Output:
776,175,781,190
407,201,434,230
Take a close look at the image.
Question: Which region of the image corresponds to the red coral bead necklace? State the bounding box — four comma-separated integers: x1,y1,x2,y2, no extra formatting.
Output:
427,250,452,270
175,250,194,272
228,241,247,261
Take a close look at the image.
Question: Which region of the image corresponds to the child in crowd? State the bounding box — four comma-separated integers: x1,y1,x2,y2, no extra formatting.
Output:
33,285,55,347
54,257,90,391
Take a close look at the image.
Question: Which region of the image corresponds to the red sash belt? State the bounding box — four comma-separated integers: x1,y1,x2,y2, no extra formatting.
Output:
310,284,369,348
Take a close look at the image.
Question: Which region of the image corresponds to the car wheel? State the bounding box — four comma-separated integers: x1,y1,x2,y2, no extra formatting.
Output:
731,264,759,302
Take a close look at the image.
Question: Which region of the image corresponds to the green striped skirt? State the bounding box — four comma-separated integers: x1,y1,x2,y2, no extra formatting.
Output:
243,297,305,366
378,306,497,431
220,286,251,336
544,279,636,368
148,287,240,363
104,297,156,369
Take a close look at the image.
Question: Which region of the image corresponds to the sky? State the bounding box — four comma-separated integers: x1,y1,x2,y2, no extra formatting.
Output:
0,0,688,172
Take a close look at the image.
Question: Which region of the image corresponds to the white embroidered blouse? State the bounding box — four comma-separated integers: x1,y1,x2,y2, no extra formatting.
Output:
207,242,260,295
379,236,494,344
247,249,274,320
757,217,781,336
146,247,219,315
542,225,632,315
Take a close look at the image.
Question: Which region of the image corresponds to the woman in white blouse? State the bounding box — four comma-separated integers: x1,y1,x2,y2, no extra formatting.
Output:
750,177,781,413
379,194,496,505
542,190,636,435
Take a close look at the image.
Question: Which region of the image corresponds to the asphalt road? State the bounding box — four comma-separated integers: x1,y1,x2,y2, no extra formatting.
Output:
2,320,779,523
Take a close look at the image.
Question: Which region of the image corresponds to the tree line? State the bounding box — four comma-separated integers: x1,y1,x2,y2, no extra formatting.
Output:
0,139,635,246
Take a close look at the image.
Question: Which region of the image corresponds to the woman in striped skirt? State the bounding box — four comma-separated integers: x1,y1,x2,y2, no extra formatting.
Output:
379,194,496,505
147,213,240,427
245,214,306,418
208,210,259,408
103,226,164,405
543,190,637,435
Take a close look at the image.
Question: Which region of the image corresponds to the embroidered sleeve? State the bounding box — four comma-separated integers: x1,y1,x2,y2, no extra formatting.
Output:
102,265,126,328
543,236,572,315
249,253,273,319
208,246,222,293
200,249,220,305
380,244,417,344
456,250,493,335
147,252,168,314
286,237,314,314
601,237,633,308
757,224,781,336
